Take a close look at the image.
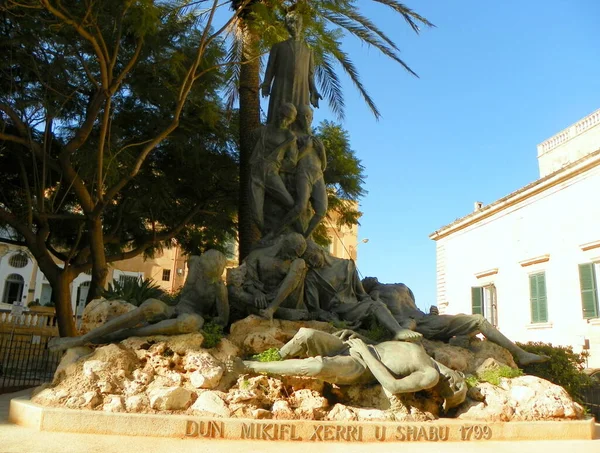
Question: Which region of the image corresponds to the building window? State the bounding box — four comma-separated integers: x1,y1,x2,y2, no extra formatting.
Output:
162,269,171,281
8,253,28,269
471,285,497,326
579,263,599,319
2,273,25,304
529,272,548,323
119,275,140,285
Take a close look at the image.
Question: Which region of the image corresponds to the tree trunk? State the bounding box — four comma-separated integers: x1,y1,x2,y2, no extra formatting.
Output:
237,25,262,262
36,257,77,337
86,216,109,303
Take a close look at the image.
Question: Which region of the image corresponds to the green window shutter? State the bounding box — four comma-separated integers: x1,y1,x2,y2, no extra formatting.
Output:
579,263,598,319
530,272,548,323
471,287,483,315
536,272,548,323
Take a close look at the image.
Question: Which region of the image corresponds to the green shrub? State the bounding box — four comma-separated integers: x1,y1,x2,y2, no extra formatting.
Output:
102,277,165,306
202,322,223,348
478,366,524,386
517,341,593,402
251,348,282,362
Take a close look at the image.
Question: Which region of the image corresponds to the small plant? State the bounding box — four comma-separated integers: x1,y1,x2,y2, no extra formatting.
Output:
251,348,282,362
517,341,593,402
102,277,165,306
202,322,224,348
465,375,479,388
362,318,389,343
478,366,523,386
240,379,250,390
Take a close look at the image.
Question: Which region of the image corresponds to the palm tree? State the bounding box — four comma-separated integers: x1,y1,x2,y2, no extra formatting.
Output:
229,0,433,259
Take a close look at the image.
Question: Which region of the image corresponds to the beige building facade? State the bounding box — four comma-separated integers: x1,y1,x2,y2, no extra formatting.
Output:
430,109,600,367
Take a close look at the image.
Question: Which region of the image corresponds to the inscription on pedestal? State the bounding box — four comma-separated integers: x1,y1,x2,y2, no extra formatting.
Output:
183,419,494,442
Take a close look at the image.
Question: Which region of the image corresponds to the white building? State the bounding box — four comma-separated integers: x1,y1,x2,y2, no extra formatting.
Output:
430,109,600,367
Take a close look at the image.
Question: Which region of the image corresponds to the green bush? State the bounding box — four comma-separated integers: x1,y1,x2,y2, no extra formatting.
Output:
102,277,165,306
251,348,282,362
478,366,524,386
202,322,224,348
517,341,593,402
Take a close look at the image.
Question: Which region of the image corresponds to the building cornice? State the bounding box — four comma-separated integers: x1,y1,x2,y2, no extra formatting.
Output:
580,240,600,252
429,149,600,241
519,254,550,267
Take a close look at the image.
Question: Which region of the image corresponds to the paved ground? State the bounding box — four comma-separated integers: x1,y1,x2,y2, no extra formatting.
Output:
1,389,599,453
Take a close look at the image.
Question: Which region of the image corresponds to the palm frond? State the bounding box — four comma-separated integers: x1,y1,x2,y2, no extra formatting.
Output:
223,38,242,113
372,0,435,33
314,52,345,121
329,46,381,120
321,1,399,51
320,10,417,77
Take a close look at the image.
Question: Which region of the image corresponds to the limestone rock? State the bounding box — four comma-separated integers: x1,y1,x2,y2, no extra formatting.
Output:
272,400,297,420
208,338,241,363
289,389,329,420
81,299,136,334
505,376,583,420
228,316,336,355
458,376,583,421
125,394,150,412
53,346,93,383
226,375,283,408
326,403,357,421
148,386,195,411
354,408,391,421
103,395,125,413
184,352,224,389
252,408,272,419
191,391,231,417
422,339,474,372
469,338,517,370
32,388,69,406
475,357,506,377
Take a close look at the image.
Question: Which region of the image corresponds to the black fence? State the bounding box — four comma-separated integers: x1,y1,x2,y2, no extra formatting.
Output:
581,385,600,420
0,331,62,394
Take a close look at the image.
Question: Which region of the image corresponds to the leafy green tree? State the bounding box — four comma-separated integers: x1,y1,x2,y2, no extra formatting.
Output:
0,0,241,336
312,120,365,246
229,0,432,258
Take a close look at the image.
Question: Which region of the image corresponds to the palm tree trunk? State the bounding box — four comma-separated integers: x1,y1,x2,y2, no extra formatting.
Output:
238,25,261,262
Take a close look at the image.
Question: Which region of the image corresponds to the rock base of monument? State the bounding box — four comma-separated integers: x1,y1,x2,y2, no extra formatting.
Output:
9,396,595,442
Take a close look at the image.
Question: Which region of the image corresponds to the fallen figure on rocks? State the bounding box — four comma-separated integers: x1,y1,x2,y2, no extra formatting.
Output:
361,277,549,366
228,327,468,411
49,250,228,352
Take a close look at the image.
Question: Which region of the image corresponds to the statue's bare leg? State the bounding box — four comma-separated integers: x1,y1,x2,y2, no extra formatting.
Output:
476,318,549,365
304,177,327,239
370,300,423,342
99,313,204,343
265,173,295,209
276,175,311,236
259,258,307,321
48,299,172,352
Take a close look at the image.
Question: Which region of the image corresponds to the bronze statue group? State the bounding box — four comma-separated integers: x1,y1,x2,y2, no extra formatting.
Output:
49,12,548,412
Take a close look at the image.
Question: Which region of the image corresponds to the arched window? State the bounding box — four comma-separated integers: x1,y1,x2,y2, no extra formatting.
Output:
2,274,25,304
8,253,29,269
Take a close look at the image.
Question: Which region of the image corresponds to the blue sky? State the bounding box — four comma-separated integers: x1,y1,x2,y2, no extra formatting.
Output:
297,0,600,310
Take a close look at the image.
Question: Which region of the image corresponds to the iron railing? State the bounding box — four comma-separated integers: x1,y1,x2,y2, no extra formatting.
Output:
0,331,61,393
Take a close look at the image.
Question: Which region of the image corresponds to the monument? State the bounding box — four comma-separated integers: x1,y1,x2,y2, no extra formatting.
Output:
10,12,594,445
